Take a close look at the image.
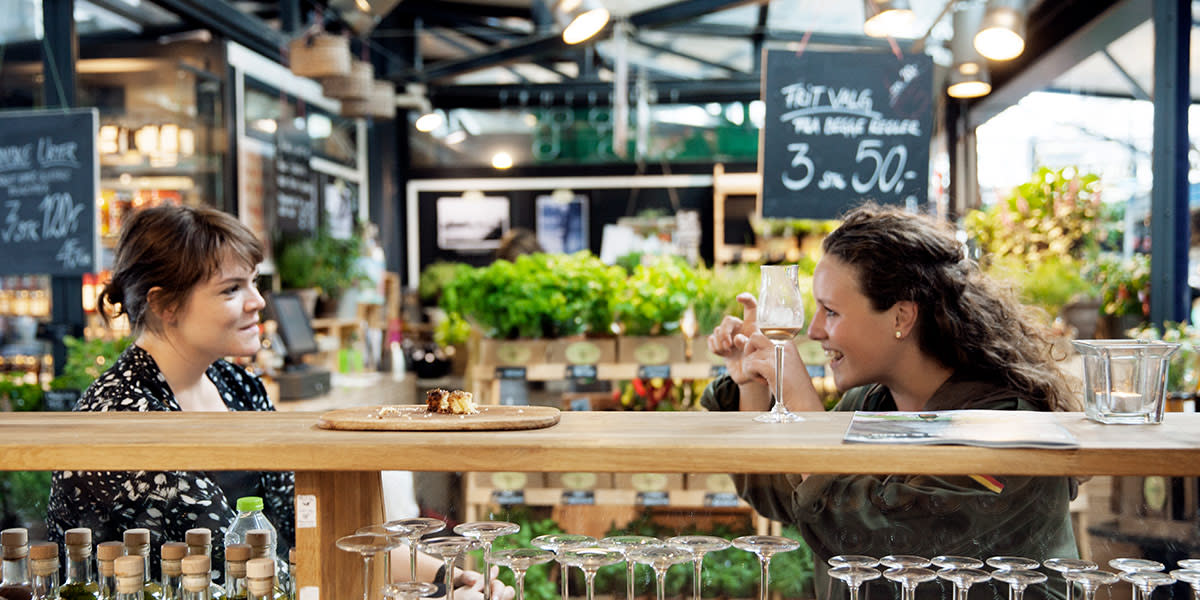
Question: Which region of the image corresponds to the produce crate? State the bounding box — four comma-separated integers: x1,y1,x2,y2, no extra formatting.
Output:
614,473,686,492
546,472,615,490
546,337,617,364
476,339,548,367
617,336,686,365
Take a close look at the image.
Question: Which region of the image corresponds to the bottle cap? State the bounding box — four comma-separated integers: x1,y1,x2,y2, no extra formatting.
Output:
97,541,124,561
236,496,265,512
123,528,150,547
181,555,211,575
29,542,58,561
1,528,28,559
65,527,92,547
246,529,271,548
225,543,252,562
114,555,144,577
162,541,188,561
246,557,275,579
186,528,212,547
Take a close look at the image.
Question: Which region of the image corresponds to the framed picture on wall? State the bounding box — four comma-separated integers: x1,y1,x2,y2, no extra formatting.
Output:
535,191,588,254
436,193,510,251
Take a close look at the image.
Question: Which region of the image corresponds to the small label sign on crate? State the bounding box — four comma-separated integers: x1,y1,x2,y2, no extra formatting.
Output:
637,365,671,380
636,491,670,506
704,493,741,507
495,366,527,380
565,364,598,380
492,490,525,505
709,365,728,378
562,490,596,505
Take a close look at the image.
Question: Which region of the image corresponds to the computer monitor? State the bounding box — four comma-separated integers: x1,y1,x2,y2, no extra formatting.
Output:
264,292,319,368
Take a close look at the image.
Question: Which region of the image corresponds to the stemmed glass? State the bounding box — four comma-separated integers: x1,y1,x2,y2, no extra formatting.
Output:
667,535,731,600
454,521,520,600
386,518,446,583
531,534,596,600
828,565,880,600
731,535,800,600
883,567,937,600
991,569,1047,600
490,548,554,600
336,533,407,600
1043,558,1097,600
1181,560,1200,570
937,568,990,600
383,581,438,600
601,535,660,600
1109,558,1165,600
829,556,879,568
754,264,805,423
419,537,479,600
987,556,1041,571
358,523,412,586
880,555,931,569
628,546,691,600
1120,571,1175,600
1064,571,1120,600
1169,568,1200,600
560,548,624,600
932,556,983,570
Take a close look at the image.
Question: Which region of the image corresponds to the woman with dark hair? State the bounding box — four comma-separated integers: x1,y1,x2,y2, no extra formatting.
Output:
705,203,1079,600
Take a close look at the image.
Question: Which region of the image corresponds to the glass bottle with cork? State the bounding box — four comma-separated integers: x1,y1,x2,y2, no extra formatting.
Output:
222,545,250,600
0,527,33,600
183,531,222,600
123,529,162,600
243,532,283,599
243,560,274,600
180,557,214,600
28,543,59,600
161,543,187,600
114,556,146,600
61,528,100,600
97,542,124,599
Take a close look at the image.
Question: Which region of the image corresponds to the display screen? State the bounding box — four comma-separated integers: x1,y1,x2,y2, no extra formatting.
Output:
265,292,319,359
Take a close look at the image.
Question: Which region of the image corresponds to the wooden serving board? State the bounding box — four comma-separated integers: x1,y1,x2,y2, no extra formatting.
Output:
317,405,561,431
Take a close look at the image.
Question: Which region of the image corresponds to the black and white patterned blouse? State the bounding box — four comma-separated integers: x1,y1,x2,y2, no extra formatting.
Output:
46,345,295,575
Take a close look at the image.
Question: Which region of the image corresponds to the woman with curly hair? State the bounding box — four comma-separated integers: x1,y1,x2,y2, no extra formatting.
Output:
704,203,1079,600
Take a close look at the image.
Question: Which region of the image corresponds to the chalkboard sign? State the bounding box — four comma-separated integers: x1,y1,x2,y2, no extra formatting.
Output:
0,108,98,276
273,125,317,235
761,50,933,219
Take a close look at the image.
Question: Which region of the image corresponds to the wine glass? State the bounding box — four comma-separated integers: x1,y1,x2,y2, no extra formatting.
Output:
932,556,984,570
754,264,805,423
883,567,937,600
991,569,1047,600
561,548,624,600
828,565,880,600
531,534,596,600
667,535,731,600
358,524,412,586
337,533,406,600
880,555,931,569
1064,571,1120,600
937,568,991,600
1169,569,1200,600
386,518,446,582
828,556,879,568
986,556,1041,571
1109,558,1165,600
1181,560,1200,570
1120,571,1175,600
383,581,438,600
601,535,660,600
1043,558,1098,600
628,545,691,600
419,537,479,600
454,521,520,600
490,548,554,600
731,535,800,600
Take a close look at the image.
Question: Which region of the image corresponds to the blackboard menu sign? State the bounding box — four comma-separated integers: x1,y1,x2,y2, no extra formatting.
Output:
0,108,98,276
761,50,933,219
273,125,317,235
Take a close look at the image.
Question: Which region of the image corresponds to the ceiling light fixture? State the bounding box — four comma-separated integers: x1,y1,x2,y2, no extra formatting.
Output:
557,0,610,45
974,0,1026,61
415,110,444,133
863,0,915,38
355,0,371,12
948,1,991,98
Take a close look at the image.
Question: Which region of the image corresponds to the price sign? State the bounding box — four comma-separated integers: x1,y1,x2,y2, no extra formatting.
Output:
761,50,933,219
492,490,525,505
704,493,741,508
565,364,598,380
495,366,528,380
562,490,595,505
272,125,317,234
637,365,671,380
636,491,670,506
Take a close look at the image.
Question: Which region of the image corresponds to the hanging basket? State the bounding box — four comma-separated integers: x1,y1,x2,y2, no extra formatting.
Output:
289,33,352,79
341,80,396,120
322,61,374,100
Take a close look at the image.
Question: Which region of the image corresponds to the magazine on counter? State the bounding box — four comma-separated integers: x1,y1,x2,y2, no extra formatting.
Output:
843,410,1080,449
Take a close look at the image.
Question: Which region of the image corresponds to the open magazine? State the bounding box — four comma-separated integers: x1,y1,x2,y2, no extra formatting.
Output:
843,410,1080,449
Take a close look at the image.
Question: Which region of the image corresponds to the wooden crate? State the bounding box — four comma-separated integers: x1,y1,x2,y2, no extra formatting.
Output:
617,336,686,365
546,337,617,364
476,339,548,367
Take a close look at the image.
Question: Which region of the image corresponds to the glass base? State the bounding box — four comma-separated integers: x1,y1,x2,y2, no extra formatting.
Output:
754,410,804,423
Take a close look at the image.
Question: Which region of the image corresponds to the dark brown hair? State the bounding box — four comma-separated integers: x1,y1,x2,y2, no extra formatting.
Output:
99,205,264,334
822,203,1076,411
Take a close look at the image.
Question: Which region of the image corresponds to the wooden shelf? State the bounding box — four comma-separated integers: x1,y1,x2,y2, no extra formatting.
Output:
469,362,721,382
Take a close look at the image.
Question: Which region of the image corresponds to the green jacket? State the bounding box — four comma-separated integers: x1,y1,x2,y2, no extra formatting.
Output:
700,374,1079,600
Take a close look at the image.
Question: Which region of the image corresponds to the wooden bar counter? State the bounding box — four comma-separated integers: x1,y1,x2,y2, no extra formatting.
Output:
5,410,1200,599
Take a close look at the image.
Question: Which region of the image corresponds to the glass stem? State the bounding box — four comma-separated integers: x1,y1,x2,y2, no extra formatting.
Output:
773,343,784,414
560,561,569,600
445,557,455,600
482,545,493,600
1065,578,1073,600
1010,586,1025,600
516,571,527,600
410,539,419,583
956,584,970,600
362,555,372,600
759,557,770,600
849,583,860,600
901,583,915,600
693,558,703,600
656,568,667,600
626,562,636,600
383,548,392,586
585,570,597,600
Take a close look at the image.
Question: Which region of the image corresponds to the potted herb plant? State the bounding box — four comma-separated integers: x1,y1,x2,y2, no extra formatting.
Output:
613,255,701,364
275,226,365,317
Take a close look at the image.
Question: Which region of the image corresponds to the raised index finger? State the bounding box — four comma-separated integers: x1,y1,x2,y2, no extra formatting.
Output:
735,292,758,325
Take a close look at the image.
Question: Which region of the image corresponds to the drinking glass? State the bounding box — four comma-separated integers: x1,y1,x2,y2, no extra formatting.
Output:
1109,557,1165,600
932,556,983,570
454,521,520,600
531,534,595,600
1043,558,1098,600
828,556,879,568
986,556,1041,571
1120,571,1175,600
1064,570,1120,600
337,533,406,600
731,535,800,600
754,264,805,423
601,535,660,600
560,549,624,600
1169,569,1200,600
386,518,446,582
1180,560,1200,570
937,568,991,600
880,555,931,569
628,546,691,600
828,565,880,600
667,535,731,600
419,537,479,600
883,567,937,600
991,569,1047,600
383,581,438,600
358,524,412,586
490,548,555,600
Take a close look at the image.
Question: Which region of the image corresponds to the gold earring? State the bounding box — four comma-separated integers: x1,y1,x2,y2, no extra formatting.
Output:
895,331,902,339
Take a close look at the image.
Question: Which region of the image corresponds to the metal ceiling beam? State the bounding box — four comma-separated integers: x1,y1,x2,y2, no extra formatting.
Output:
634,37,748,75
1100,48,1151,101
151,0,289,60
427,77,761,109
659,23,913,51
627,0,763,29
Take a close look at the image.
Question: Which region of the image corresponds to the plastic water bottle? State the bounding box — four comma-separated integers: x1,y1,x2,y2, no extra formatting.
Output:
224,497,278,558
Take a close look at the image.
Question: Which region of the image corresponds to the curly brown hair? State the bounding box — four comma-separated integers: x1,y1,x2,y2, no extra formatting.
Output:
822,203,1077,412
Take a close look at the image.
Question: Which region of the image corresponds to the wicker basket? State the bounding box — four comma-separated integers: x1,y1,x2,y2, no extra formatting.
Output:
322,61,374,100
341,80,396,120
289,33,351,79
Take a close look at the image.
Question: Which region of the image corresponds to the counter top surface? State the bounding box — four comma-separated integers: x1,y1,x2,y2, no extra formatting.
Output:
4,410,1199,475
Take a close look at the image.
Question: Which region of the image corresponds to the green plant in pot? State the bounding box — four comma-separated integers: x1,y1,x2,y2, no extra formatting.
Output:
614,255,701,336
275,226,365,315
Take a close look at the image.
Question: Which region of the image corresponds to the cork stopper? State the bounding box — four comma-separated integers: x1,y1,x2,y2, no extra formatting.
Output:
289,547,296,568
123,528,150,548
29,542,59,576
65,528,92,548
181,555,210,576
115,556,144,594
245,529,271,549
246,557,275,579
97,541,124,561
162,542,188,561
185,528,212,549
225,543,251,562
1,528,28,560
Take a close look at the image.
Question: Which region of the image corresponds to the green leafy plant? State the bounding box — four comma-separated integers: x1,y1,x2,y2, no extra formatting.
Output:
419,261,470,306
471,507,564,600
1089,253,1151,320
50,335,132,393
0,470,52,529
1130,322,1200,394
275,226,366,299
986,254,1100,317
614,256,702,336
0,374,43,411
